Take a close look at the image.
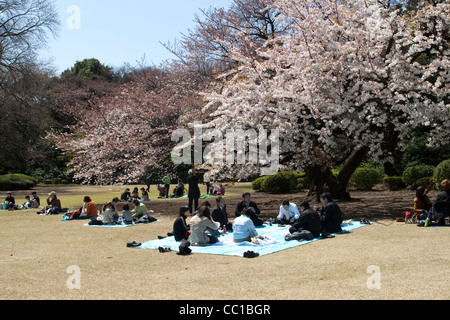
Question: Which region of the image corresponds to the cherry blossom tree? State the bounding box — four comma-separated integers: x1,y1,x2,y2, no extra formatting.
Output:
202,0,449,199
48,67,204,184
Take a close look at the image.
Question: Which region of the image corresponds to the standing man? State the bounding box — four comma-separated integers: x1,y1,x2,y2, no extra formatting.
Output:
187,169,200,215
162,175,171,198
144,175,151,192
203,171,212,195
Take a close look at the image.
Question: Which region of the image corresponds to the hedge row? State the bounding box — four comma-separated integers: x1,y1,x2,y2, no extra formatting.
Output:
251,159,450,193
401,159,450,189
0,174,37,191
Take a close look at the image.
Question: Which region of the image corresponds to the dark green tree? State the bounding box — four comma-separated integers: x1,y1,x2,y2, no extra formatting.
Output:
63,58,115,81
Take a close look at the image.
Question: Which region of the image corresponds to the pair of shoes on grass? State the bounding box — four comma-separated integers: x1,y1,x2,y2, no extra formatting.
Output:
320,233,335,239
243,250,259,258
127,241,141,247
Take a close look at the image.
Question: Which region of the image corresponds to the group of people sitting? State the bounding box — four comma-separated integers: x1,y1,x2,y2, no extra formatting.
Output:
30,191,63,215
412,178,450,226
2,190,64,215
203,172,226,196
161,191,344,249
64,195,157,225
3,191,41,211
120,187,150,202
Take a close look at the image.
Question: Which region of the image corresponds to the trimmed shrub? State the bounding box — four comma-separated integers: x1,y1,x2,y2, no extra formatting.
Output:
402,165,435,187
296,172,308,190
434,159,450,184
412,176,433,190
251,176,267,192
349,167,384,190
52,177,62,185
297,176,308,190
254,171,300,194
0,174,37,191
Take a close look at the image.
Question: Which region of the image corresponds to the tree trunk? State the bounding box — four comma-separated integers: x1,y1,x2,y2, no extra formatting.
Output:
306,146,369,203
383,161,398,177
333,145,369,199
306,164,338,203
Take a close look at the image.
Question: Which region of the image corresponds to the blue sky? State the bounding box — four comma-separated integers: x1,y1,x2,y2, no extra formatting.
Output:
39,0,233,75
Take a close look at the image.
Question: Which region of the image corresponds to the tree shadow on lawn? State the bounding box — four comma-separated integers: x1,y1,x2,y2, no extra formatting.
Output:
251,189,414,222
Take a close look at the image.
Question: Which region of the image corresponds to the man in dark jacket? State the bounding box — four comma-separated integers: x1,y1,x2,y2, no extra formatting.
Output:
285,201,321,241
5,192,15,210
318,192,343,236
212,196,233,231
188,169,201,214
235,192,263,226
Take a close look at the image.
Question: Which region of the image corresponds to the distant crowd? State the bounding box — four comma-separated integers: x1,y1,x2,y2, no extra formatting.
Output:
3,174,449,243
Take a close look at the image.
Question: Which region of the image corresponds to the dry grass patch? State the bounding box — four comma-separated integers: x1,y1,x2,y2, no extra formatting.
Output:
0,186,448,300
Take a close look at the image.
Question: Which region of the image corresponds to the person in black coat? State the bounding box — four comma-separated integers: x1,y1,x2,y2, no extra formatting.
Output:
187,169,201,214
317,192,343,236
5,192,15,210
212,196,233,231
431,179,450,226
173,206,191,241
235,192,263,227
287,200,322,240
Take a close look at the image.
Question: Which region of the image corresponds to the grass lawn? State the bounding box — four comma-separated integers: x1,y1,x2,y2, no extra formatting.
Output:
0,183,448,300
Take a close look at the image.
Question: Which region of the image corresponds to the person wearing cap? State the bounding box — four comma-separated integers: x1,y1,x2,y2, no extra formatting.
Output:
431,179,450,226
46,191,62,213
5,192,16,210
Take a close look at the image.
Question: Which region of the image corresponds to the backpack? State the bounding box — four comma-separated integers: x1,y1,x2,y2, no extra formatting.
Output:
67,210,81,220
